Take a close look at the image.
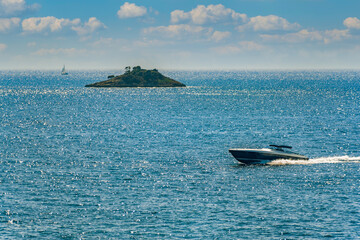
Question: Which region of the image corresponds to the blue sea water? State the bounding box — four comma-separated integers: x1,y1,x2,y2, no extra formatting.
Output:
1,70,360,239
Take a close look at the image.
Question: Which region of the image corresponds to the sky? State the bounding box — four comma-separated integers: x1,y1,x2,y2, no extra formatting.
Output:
1,0,360,70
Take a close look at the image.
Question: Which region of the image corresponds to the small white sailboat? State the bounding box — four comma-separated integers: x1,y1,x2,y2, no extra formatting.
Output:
61,65,68,75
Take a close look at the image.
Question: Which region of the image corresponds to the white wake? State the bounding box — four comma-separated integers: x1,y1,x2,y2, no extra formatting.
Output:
268,156,360,166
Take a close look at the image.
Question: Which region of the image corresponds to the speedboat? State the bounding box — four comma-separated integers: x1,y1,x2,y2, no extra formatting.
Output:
229,145,308,164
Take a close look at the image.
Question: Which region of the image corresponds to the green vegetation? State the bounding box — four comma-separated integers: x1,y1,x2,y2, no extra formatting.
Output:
85,66,186,88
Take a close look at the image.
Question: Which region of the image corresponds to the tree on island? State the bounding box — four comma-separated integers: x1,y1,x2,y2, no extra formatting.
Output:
132,66,141,72
125,66,131,74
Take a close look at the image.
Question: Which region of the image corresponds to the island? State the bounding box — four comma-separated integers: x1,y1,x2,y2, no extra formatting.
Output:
85,66,186,88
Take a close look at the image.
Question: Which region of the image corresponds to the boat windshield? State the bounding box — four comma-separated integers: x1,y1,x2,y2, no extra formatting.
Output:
269,145,293,152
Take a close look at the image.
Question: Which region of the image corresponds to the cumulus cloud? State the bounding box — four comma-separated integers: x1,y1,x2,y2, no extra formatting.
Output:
22,16,80,33
144,24,213,38
0,43,7,51
323,29,351,43
0,17,20,32
344,17,360,29
144,24,234,43
0,0,40,17
238,15,300,32
117,2,147,19
144,4,246,43
261,29,350,44
210,31,231,42
22,16,105,35
72,17,106,35
261,29,323,42
171,4,247,25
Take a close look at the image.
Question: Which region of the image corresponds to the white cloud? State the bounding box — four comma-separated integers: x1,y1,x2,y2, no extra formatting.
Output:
144,24,212,38
261,29,350,44
22,16,105,36
0,17,20,32
22,16,80,33
117,2,147,19
171,10,189,24
72,17,106,35
261,29,323,42
238,15,300,32
0,0,25,15
0,43,7,51
323,29,350,43
32,48,88,56
145,4,244,43
210,31,231,42
0,0,40,17
344,17,360,29
171,4,247,25
144,24,234,43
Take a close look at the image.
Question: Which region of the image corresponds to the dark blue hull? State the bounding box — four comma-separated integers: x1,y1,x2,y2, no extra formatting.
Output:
229,149,308,164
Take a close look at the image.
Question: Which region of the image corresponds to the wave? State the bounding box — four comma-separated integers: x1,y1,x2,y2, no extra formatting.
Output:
268,156,360,166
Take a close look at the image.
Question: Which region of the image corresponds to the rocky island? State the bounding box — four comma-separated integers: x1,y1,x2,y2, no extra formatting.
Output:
85,66,186,88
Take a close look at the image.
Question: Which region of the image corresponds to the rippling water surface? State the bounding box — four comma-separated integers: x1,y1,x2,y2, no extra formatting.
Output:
1,70,360,239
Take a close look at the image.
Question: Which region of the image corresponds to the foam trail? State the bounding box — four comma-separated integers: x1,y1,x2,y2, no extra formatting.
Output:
268,156,360,166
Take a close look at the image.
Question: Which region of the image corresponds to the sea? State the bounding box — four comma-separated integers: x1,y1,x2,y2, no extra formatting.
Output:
1,70,360,239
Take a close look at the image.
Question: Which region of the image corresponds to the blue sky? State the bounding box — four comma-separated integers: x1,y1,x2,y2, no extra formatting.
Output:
1,0,360,70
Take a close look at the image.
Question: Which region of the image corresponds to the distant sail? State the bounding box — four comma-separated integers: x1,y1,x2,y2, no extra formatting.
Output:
61,65,68,75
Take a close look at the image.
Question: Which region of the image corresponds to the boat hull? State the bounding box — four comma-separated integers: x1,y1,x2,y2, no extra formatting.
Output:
229,149,308,164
